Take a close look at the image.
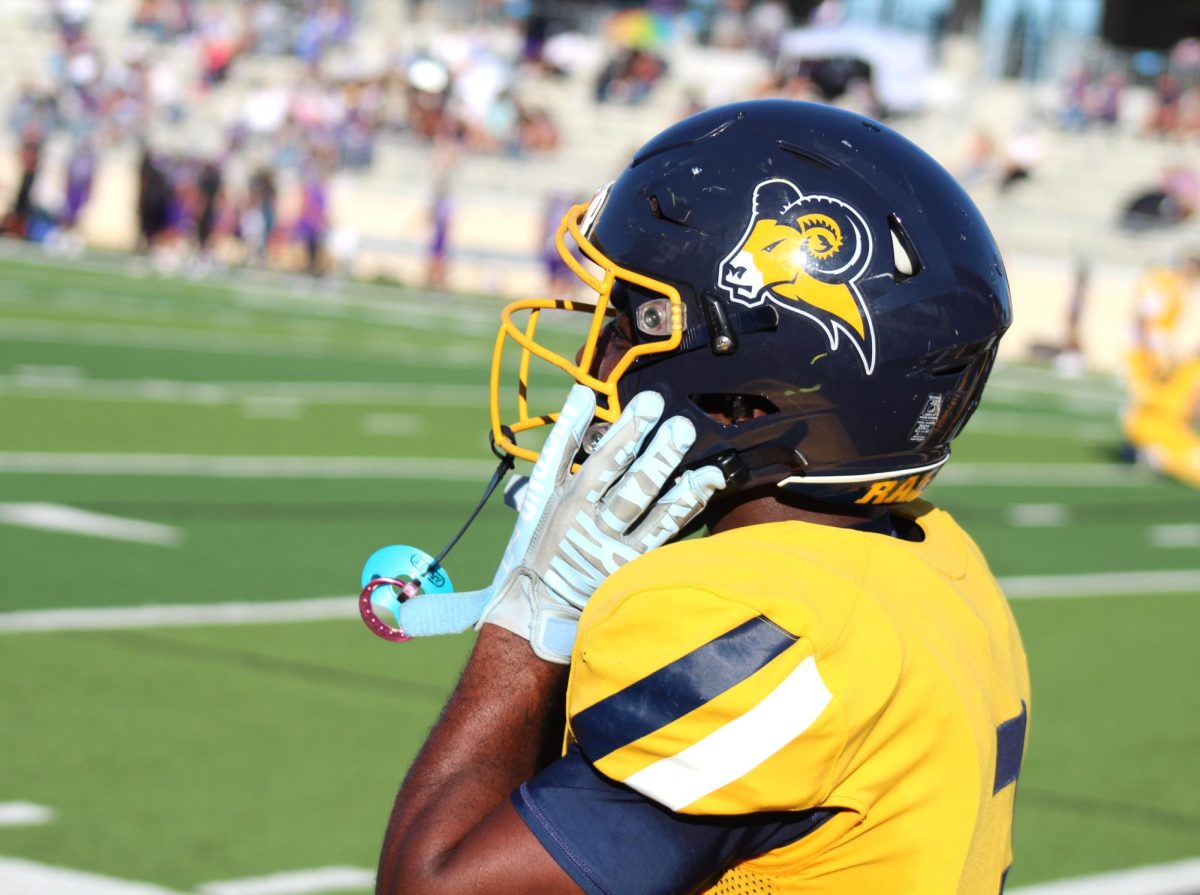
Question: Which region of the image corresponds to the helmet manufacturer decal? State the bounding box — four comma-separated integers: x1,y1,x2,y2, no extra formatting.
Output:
718,178,876,374
909,394,943,442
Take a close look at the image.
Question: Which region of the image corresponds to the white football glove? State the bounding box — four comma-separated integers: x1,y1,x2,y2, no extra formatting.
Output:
477,384,725,662
391,384,725,662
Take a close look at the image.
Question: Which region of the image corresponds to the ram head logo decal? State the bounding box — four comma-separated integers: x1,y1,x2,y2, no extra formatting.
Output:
718,178,876,374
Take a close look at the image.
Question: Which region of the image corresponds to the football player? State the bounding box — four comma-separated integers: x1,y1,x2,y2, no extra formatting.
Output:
1122,253,1200,487
374,100,1028,894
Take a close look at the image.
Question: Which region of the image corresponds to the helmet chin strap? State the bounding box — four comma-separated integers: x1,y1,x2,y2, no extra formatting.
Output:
417,429,518,584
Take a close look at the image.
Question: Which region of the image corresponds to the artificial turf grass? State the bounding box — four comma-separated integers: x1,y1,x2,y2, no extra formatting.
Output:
0,621,472,890
3,593,1199,889
4,250,1200,889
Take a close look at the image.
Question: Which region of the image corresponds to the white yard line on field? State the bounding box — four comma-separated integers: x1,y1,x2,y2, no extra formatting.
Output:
0,319,478,367
1149,524,1200,549
935,463,1154,487
1007,504,1069,527
0,453,498,479
0,597,353,634
1002,569,1200,599
240,397,304,419
0,851,1194,895
0,319,332,357
989,365,1121,397
0,857,183,895
3,568,1198,636
984,378,1122,410
1008,857,1200,895
1,373,1119,435
0,803,54,827
968,412,1115,440
361,413,423,436
196,867,375,895
0,455,1158,486
0,374,486,406
0,239,499,327
0,503,182,546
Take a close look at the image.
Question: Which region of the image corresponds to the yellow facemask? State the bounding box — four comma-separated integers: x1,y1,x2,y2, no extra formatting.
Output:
489,202,685,464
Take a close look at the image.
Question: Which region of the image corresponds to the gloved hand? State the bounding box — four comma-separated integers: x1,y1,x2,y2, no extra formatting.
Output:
391,384,724,663
477,384,725,662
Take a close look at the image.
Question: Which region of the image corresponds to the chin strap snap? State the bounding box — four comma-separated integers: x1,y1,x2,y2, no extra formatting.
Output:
676,299,779,355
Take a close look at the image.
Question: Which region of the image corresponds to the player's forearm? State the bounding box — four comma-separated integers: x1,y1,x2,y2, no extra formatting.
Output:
376,624,568,895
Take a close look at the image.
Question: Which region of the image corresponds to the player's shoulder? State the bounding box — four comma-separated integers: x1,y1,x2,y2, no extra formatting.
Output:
566,522,905,816
579,523,875,658
893,499,1003,591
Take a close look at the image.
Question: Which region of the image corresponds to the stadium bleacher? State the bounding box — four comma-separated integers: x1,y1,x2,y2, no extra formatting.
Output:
2,1,1199,366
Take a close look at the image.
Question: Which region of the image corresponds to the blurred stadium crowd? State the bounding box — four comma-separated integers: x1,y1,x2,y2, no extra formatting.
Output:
0,0,920,280
2,0,1200,297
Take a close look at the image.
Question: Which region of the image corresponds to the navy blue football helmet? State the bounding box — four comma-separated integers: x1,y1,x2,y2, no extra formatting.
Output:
489,100,1011,506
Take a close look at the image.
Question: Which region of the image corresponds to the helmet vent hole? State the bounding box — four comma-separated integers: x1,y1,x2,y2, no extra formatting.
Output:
777,141,836,169
691,393,779,425
646,189,698,228
888,214,922,282
932,361,971,377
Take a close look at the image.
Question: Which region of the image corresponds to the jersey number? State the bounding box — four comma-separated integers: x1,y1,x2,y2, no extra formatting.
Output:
995,702,1028,893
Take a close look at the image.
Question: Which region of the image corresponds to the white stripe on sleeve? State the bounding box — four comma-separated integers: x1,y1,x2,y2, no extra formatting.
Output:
622,655,833,812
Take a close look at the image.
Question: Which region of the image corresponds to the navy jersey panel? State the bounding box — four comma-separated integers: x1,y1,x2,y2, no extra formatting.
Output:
514,743,836,895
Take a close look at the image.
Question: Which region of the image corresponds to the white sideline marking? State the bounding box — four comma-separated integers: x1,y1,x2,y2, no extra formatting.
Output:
1150,524,1200,549
0,802,54,826
0,453,497,480
0,503,182,546
2,569,1199,636
240,397,303,420
197,867,374,895
0,456,1158,487
936,464,1153,487
1002,569,1200,599
1008,504,1069,527
0,238,501,327
362,413,422,436
969,412,1115,440
0,856,183,895
0,318,478,367
0,319,332,359
1008,857,1200,895
0,375,485,407
986,377,1122,408
0,597,353,634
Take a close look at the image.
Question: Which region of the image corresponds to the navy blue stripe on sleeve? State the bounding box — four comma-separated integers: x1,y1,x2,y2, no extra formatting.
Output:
514,744,837,895
994,701,1028,794
571,616,797,761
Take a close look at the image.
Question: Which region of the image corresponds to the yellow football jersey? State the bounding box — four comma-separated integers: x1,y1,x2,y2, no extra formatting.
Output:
563,502,1030,894
1125,268,1188,400
1134,268,1186,345
1123,357,1200,488
1127,267,1188,383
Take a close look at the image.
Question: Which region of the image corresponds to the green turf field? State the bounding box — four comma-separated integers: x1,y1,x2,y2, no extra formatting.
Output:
1,247,1198,894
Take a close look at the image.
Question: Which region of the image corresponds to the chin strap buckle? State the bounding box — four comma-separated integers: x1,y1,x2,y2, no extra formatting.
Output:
710,450,750,488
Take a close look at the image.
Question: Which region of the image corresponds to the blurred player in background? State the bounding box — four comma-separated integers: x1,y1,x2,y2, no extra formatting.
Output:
425,178,452,290
541,191,577,296
294,162,329,276
1122,252,1200,487
371,100,1028,894
58,138,96,256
